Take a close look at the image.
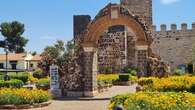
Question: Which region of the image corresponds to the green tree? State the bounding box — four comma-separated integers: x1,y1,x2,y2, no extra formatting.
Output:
32,51,37,56
39,40,75,76
0,21,28,53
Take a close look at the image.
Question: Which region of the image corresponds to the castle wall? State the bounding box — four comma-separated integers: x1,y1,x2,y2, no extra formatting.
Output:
151,23,195,70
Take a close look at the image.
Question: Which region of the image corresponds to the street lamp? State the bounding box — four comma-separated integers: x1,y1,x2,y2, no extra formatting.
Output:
0,27,9,80
4,40,9,81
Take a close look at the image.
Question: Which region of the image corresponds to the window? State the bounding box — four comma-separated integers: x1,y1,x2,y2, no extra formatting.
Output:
11,64,17,70
0,63,4,69
30,64,34,68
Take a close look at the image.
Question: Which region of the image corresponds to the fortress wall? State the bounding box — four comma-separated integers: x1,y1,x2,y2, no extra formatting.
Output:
152,23,195,70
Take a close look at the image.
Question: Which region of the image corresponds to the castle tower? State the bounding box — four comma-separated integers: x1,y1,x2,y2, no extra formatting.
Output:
121,0,153,26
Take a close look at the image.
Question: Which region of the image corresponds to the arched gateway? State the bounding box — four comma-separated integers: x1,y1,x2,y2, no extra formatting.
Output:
76,4,153,96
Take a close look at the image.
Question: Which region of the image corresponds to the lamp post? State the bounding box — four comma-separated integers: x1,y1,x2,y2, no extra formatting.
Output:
4,40,9,81
0,26,9,80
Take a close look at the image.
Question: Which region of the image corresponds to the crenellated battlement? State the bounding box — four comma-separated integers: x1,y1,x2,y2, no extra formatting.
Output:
152,22,195,32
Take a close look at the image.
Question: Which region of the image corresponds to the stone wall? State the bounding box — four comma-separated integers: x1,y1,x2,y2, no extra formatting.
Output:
73,15,91,38
98,31,126,72
121,0,152,26
151,23,195,70
97,25,138,72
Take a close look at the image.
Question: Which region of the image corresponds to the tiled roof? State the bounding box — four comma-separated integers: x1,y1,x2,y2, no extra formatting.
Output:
0,53,41,61
0,53,27,61
31,55,41,61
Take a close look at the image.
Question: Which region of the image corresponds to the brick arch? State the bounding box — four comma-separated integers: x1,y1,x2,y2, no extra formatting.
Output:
83,14,149,47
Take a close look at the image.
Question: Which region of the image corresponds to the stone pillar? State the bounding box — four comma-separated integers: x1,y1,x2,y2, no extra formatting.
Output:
135,45,148,71
83,47,98,97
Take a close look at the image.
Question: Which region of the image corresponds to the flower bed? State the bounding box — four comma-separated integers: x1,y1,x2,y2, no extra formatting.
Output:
97,74,119,85
138,76,195,92
0,88,51,106
109,92,195,110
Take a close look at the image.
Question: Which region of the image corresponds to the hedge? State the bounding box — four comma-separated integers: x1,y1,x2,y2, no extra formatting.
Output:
9,73,29,83
0,79,23,88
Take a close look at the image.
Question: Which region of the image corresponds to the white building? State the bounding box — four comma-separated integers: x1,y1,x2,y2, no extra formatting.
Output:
0,53,41,71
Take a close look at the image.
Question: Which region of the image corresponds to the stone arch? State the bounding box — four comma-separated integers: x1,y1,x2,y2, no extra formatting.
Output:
82,4,152,47
81,4,151,97
84,15,148,46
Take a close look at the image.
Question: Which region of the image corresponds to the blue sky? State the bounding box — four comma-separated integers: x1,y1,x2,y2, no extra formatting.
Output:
0,0,194,53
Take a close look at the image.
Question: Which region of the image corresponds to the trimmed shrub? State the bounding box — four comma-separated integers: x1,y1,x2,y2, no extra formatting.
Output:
130,70,137,76
119,75,129,81
173,69,183,76
109,92,195,110
33,69,44,79
0,79,23,88
9,72,29,83
0,88,51,105
36,78,50,90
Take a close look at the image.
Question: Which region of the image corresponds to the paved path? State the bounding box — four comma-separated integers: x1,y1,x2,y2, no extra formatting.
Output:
32,85,136,110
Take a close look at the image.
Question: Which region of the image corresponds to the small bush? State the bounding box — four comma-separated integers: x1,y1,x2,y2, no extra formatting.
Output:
119,75,129,81
173,69,183,76
33,69,44,79
0,79,23,88
130,70,137,76
0,88,51,105
122,67,131,73
36,78,50,90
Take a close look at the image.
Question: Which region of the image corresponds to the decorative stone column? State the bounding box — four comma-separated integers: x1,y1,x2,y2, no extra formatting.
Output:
83,47,98,97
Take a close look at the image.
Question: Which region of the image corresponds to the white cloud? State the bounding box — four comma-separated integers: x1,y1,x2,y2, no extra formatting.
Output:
160,0,180,5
